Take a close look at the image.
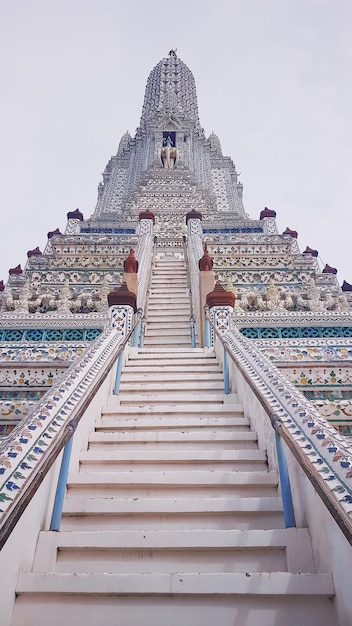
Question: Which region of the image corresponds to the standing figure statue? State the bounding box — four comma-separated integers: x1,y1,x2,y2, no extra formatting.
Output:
158,136,180,169
17,280,31,313
266,280,285,311
57,279,73,313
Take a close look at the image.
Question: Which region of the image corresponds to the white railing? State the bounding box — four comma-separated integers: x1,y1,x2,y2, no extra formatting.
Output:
187,217,204,343
136,218,155,310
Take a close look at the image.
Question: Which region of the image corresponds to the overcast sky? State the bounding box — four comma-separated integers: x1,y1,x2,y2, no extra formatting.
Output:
0,0,351,286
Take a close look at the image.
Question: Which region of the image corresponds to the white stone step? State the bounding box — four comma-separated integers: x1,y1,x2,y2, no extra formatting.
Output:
122,359,222,376
146,315,190,324
131,347,208,354
16,570,334,596
88,430,257,449
147,303,190,311
102,398,242,410
13,573,336,626
31,528,315,575
148,294,189,301
118,381,224,393
150,280,187,286
78,449,267,472
143,340,192,348
120,371,224,381
101,402,244,416
97,416,247,434
150,286,187,290
144,328,191,338
60,495,284,531
152,270,186,275
115,392,231,404
145,320,190,328
67,469,278,488
126,355,218,364
80,448,266,461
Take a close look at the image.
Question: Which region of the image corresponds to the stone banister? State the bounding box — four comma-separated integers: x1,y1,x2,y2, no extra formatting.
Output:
205,307,352,544
135,218,155,310
187,216,204,345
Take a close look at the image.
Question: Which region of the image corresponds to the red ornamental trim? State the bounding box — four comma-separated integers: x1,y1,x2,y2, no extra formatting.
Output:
323,264,337,275
186,209,202,224
27,247,42,257
303,246,318,257
282,227,298,238
206,281,235,308
259,207,276,219
123,249,138,273
199,244,213,271
342,281,352,292
107,282,137,312
67,208,84,221
9,264,22,275
139,209,155,223
47,228,62,239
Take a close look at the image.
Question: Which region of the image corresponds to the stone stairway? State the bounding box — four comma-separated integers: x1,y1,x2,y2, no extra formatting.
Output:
11,252,336,626
143,253,192,348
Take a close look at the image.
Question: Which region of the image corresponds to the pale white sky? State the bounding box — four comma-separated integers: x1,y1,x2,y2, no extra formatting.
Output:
0,0,351,284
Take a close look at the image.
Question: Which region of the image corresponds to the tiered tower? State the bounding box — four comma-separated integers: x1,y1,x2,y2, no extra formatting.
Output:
0,51,351,437
2,50,352,626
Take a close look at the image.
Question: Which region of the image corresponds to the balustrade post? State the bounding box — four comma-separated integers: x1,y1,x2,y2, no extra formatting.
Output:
49,436,73,531
223,348,230,394
275,431,296,528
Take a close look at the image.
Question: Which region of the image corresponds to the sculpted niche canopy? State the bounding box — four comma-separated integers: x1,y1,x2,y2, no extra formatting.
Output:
93,50,246,227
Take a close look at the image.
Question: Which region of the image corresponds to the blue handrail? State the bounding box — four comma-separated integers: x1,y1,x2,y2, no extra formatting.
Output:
204,306,296,529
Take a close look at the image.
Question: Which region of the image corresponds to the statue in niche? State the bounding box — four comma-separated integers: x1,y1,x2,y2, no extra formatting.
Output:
71,289,96,313
30,289,57,313
306,277,325,312
97,275,111,312
2,286,15,311
158,135,179,169
337,294,350,311
266,280,285,311
57,280,73,313
16,281,31,313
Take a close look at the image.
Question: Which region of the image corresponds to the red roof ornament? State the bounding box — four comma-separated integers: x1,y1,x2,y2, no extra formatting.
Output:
260,207,276,219
107,282,137,312
186,209,202,224
206,281,235,309
323,264,337,275
303,246,318,257
123,249,138,273
47,228,62,239
27,247,42,258
138,209,155,223
342,281,352,292
67,208,84,221
9,265,22,275
282,227,298,238
199,243,213,271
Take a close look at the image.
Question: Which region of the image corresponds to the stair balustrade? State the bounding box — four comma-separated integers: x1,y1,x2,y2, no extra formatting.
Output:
205,305,352,541
204,304,352,621
182,235,197,348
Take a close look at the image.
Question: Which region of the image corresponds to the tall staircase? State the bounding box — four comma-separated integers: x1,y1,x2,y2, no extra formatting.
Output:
11,250,336,626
